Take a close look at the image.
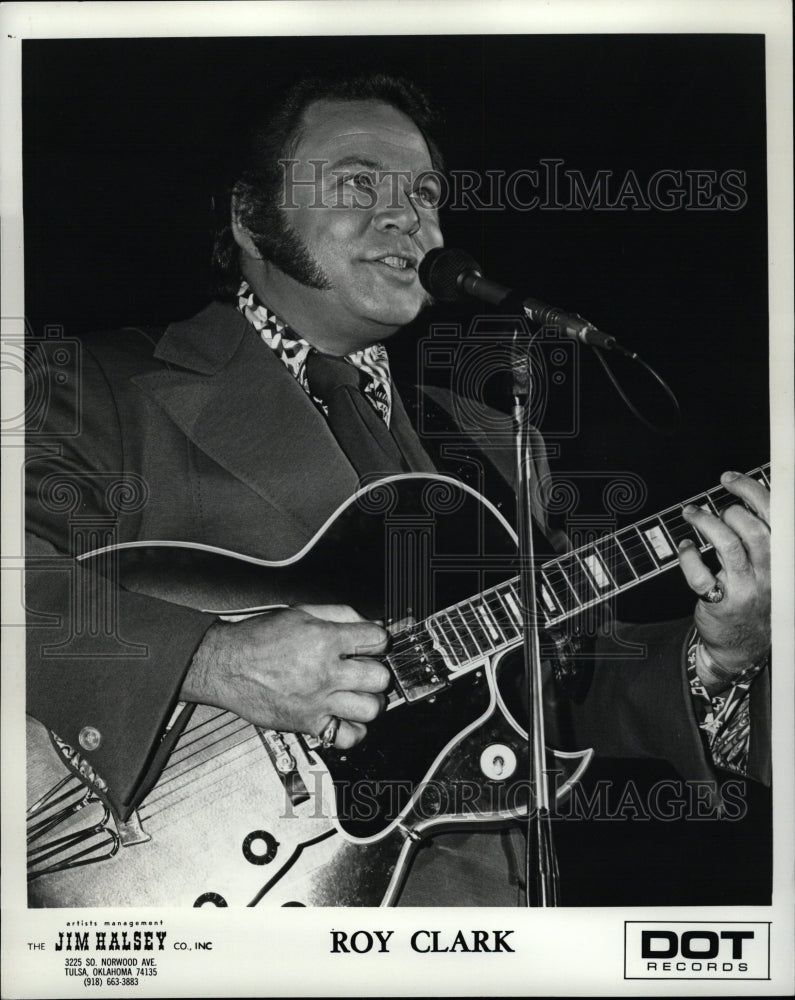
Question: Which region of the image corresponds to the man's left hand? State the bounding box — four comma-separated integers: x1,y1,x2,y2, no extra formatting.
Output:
678,470,771,693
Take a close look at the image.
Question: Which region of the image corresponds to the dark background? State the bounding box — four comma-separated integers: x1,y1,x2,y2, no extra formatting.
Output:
22,34,771,904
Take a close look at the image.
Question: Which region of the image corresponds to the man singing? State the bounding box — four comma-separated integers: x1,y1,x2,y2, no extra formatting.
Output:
25,74,771,906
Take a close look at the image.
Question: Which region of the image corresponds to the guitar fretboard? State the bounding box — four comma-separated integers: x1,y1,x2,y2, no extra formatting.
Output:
387,465,769,695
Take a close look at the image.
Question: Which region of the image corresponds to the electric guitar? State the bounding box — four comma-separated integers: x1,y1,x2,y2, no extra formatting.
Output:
27,465,770,907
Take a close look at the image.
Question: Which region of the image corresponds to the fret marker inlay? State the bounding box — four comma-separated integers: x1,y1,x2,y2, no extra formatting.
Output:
476,604,500,641
504,589,522,625
644,525,674,560
584,553,611,589
389,464,767,679
541,584,558,612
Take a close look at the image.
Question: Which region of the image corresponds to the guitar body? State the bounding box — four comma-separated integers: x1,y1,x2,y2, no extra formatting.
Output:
28,473,595,906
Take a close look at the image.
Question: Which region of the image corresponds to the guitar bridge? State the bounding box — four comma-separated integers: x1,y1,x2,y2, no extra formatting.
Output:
116,810,151,847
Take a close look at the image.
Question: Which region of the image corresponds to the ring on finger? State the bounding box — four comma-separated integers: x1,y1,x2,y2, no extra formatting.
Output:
319,716,341,749
700,582,725,604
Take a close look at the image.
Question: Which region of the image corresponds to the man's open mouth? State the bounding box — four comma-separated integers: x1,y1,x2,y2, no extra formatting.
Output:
373,253,418,271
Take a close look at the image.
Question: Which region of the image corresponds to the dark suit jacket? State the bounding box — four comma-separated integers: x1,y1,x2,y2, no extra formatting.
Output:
25,301,769,819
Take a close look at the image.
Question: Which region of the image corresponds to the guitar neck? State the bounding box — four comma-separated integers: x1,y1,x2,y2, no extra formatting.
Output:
398,464,770,680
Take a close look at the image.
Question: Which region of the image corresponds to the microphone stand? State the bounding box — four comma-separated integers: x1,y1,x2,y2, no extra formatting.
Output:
512,329,560,908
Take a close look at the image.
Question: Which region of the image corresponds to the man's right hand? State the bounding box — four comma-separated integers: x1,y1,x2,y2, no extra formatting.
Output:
180,605,390,749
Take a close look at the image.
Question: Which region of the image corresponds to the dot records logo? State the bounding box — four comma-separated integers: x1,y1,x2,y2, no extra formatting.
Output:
624,921,770,980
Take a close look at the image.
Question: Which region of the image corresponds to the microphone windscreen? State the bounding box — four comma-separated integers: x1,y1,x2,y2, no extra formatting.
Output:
418,247,481,302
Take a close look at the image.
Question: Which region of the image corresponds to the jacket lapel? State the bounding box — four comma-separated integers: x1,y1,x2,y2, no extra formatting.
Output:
131,302,360,535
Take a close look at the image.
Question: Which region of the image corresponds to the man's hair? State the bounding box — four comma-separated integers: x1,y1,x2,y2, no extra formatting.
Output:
210,73,444,300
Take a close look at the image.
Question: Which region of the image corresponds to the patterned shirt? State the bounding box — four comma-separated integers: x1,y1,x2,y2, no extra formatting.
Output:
237,280,392,424
686,628,766,777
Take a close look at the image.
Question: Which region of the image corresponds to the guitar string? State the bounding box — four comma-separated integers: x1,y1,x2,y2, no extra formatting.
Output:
141,729,329,827
156,470,772,720
162,715,246,771
139,493,742,804
131,466,770,820
334,483,716,679
152,714,253,785
169,708,241,747
140,738,266,824
142,718,314,820
151,725,254,797
395,469,770,666
142,718,275,805
139,714,257,812
551,468,769,588
163,713,247,767
139,473,766,782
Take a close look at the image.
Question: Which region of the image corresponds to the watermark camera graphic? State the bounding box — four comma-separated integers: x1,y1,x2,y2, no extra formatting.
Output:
2,319,82,438
5,317,152,657
417,314,580,443
3,319,86,633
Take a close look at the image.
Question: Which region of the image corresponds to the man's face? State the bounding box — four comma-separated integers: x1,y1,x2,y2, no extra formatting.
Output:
240,99,444,353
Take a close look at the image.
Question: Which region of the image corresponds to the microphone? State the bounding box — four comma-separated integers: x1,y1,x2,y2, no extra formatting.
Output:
418,247,620,351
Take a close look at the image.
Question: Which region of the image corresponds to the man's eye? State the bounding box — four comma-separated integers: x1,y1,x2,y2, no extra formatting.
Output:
347,172,376,190
411,186,440,209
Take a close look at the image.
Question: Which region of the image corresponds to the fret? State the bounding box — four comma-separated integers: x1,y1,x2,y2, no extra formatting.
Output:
425,615,462,668
708,487,735,514
453,604,486,659
555,555,592,606
486,588,521,639
462,599,494,652
659,508,702,550
418,463,768,672
624,526,658,576
437,611,469,664
541,563,580,616
538,570,566,617
684,505,710,547
594,534,637,587
700,491,720,516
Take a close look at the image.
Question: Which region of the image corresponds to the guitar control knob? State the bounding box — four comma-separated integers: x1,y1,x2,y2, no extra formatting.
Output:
194,892,228,907
479,743,517,781
242,830,279,865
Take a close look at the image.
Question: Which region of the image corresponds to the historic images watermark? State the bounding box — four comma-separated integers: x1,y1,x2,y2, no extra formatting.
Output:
280,772,750,824
278,158,748,213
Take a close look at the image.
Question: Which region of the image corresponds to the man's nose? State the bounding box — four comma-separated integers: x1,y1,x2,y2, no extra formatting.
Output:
372,183,420,235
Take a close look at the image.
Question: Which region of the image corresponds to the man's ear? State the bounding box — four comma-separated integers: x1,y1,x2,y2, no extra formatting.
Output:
230,194,261,259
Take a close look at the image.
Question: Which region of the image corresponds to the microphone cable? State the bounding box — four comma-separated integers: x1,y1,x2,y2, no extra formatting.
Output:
418,246,682,436
588,340,682,436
